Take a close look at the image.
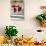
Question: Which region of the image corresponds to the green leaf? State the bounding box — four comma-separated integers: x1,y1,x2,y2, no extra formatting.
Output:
44,15,46,19
36,15,44,21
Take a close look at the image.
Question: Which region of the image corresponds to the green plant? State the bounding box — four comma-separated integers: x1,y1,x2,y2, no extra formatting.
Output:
5,26,18,39
36,14,46,21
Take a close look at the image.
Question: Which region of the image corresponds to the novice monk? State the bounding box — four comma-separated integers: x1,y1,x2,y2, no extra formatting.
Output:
0,35,6,44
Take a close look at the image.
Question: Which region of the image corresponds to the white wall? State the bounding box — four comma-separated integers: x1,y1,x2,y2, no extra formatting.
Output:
0,0,46,37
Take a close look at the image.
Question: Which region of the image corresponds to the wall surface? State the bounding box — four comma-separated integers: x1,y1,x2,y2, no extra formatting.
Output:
0,0,46,41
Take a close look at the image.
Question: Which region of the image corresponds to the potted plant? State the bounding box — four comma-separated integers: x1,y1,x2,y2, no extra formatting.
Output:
5,26,18,43
36,6,46,27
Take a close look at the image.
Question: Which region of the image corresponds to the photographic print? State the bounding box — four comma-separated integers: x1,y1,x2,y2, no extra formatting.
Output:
11,0,24,20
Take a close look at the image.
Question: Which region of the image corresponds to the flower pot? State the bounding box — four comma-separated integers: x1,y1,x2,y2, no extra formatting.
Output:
41,20,46,27
11,36,17,44
7,39,12,44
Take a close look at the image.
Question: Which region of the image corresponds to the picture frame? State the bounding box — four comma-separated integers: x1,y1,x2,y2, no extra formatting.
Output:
10,0,24,20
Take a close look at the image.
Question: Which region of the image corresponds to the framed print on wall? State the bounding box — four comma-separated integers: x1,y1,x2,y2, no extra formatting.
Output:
11,0,24,20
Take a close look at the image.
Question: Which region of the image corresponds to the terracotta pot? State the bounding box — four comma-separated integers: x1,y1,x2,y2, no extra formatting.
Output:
41,20,46,27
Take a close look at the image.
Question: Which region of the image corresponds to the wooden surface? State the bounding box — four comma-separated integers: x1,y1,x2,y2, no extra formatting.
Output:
14,43,46,46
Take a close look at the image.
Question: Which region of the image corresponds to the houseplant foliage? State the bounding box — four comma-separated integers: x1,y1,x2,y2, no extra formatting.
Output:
36,14,46,21
5,26,18,39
